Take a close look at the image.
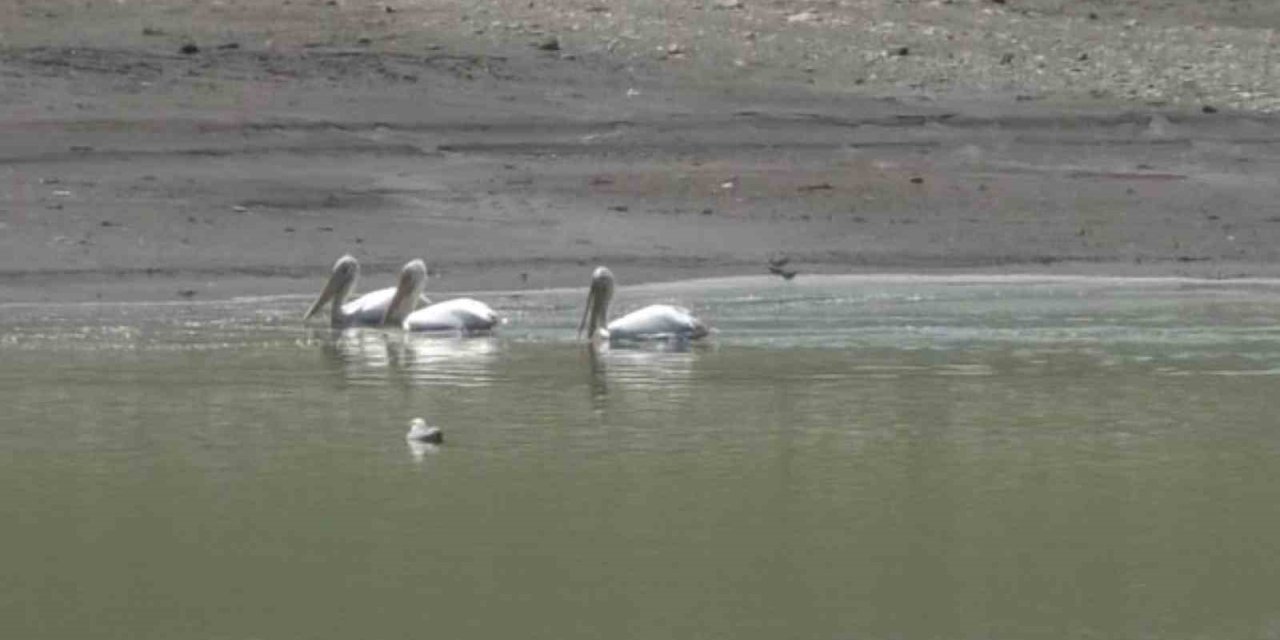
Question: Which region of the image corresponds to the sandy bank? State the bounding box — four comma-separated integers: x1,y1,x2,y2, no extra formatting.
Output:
3,0,1280,303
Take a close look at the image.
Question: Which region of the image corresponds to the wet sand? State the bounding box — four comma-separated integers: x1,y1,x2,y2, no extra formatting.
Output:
3,0,1280,303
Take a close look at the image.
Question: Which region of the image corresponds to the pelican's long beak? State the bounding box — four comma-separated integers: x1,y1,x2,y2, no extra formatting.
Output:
304,271,344,320
578,271,613,340
577,286,596,339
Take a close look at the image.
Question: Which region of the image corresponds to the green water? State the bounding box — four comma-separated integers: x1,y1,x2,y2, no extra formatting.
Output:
3,275,1280,639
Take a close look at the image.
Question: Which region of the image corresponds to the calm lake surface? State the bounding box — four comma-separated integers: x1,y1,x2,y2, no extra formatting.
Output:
4,275,1280,639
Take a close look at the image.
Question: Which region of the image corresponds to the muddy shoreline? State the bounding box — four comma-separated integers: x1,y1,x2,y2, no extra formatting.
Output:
4,1,1280,304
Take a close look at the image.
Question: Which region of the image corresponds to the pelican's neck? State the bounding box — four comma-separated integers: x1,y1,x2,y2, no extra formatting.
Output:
588,287,612,339
330,274,356,326
597,291,611,327
384,261,427,326
579,267,616,341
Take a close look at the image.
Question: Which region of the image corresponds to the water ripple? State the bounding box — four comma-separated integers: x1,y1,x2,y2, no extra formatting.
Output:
6,274,1280,376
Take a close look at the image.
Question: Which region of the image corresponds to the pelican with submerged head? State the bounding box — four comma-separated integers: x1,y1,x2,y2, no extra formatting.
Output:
304,255,429,327
578,266,710,342
381,259,502,334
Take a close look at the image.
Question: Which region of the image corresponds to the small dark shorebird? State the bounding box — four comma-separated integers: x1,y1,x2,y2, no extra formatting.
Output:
406,417,443,444
767,255,798,280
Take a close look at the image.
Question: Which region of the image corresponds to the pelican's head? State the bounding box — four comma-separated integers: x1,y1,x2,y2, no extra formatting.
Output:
382,259,428,326
304,255,360,321
578,266,615,341
406,417,443,444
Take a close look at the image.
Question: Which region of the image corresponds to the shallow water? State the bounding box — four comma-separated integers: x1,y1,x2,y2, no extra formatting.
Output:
4,275,1280,640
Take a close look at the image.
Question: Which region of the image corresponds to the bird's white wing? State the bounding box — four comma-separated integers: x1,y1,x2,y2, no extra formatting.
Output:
607,304,708,340
403,298,500,333
340,286,398,325
341,288,432,326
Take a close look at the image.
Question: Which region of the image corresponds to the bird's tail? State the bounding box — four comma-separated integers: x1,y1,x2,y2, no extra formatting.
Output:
689,317,711,340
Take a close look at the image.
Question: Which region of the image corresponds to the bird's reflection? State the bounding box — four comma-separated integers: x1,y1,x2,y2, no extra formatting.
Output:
586,343,609,409
582,340,702,411
390,333,499,387
389,332,497,363
310,327,394,379
406,439,441,463
308,327,500,387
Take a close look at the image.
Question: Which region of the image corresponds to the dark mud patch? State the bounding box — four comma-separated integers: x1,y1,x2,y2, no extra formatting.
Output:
2,46,515,84
0,142,431,165
234,187,413,212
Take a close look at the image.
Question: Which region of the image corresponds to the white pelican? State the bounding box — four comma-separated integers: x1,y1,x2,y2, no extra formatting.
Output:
382,259,502,334
406,417,443,444
578,266,710,342
303,255,428,327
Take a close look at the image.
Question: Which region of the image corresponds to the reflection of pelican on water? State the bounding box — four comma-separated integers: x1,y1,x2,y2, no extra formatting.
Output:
311,325,499,387
309,327,403,388
304,255,428,327
582,341,701,428
390,333,501,387
383,260,501,334
584,341,699,395
315,327,394,369
578,266,711,343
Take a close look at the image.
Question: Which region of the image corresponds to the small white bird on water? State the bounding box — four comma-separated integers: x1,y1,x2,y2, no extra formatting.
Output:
406,417,443,444
578,266,710,343
381,259,501,334
304,255,428,327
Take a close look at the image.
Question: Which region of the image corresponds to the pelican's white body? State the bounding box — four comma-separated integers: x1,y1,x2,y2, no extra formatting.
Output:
604,304,706,341
579,266,710,342
337,287,399,326
403,297,501,333
381,259,501,334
